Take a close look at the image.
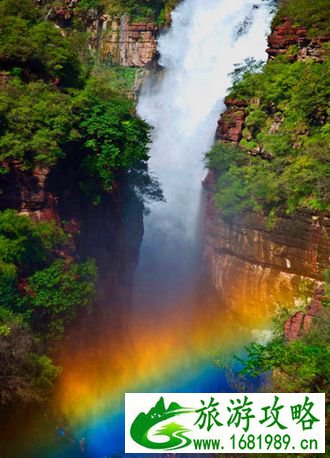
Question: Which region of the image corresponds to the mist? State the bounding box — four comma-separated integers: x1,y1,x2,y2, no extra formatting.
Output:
133,0,273,308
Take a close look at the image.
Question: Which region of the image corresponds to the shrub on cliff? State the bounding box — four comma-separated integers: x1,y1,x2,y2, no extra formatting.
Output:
237,307,330,394
0,210,97,340
0,209,68,271
26,259,97,339
206,141,329,219
0,80,77,172
274,0,330,37
207,53,330,218
0,0,41,23
102,0,179,23
78,0,101,9
74,76,151,198
0,307,60,405
206,143,282,217
0,0,83,86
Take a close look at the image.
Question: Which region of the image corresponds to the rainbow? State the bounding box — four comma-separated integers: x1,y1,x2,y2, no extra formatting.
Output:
51,293,277,456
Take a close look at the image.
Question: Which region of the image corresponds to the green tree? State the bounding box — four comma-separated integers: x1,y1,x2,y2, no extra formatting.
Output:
26,259,97,339
0,210,68,271
102,0,179,23
237,309,330,393
0,0,82,85
0,80,77,172
0,210,97,340
75,78,151,194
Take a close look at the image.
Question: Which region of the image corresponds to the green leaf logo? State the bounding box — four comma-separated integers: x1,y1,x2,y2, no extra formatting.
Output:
130,397,194,450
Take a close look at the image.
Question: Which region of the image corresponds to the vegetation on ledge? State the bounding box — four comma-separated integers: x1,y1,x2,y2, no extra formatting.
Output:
206,52,330,219
86,0,179,24
46,0,179,24
0,0,151,406
0,210,97,404
226,288,330,454
274,0,330,37
239,306,330,394
0,0,151,197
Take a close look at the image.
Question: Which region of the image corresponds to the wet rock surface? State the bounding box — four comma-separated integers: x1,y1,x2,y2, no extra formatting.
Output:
101,16,158,67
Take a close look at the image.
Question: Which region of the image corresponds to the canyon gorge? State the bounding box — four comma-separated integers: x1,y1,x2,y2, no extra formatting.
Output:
203,13,330,319
0,0,329,456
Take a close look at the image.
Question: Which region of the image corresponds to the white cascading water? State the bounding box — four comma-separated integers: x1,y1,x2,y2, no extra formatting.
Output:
58,3,275,456
133,0,273,311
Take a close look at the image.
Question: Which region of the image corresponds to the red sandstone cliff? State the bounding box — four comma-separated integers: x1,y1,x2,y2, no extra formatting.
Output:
266,18,329,62
284,288,325,341
101,16,158,67
215,98,247,143
203,17,330,318
45,1,159,67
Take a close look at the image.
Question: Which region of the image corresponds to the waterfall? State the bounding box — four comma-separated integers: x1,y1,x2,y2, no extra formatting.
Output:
134,0,273,309
50,3,275,456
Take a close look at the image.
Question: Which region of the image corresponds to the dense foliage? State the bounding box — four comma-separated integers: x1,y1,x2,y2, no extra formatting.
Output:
206,51,330,219
0,0,151,194
0,80,76,171
86,0,179,23
274,0,330,36
0,0,82,85
75,76,150,195
0,209,97,336
0,0,153,408
0,210,96,404
26,259,96,337
238,300,330,394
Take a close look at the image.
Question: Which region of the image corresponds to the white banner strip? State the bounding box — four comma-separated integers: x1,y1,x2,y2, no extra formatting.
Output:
125,393,325,453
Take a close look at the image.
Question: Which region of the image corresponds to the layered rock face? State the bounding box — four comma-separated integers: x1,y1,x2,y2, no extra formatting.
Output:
46,1,159,67
215,98,247,143
203,21,330,318
101,16,158,67
0,163,59,222
204,172,330,318
284,288,325,341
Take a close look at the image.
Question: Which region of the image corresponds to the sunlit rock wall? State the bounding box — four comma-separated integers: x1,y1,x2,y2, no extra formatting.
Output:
203,18,330,317
100,15,158,67
203,169,330,319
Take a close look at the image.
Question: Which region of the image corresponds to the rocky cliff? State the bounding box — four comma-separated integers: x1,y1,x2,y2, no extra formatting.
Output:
0,1,158,316
204,174,330,318
47,1,159,67
284,287,325,341
266,17,329,62
100,15,158,67
203,16,330,318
